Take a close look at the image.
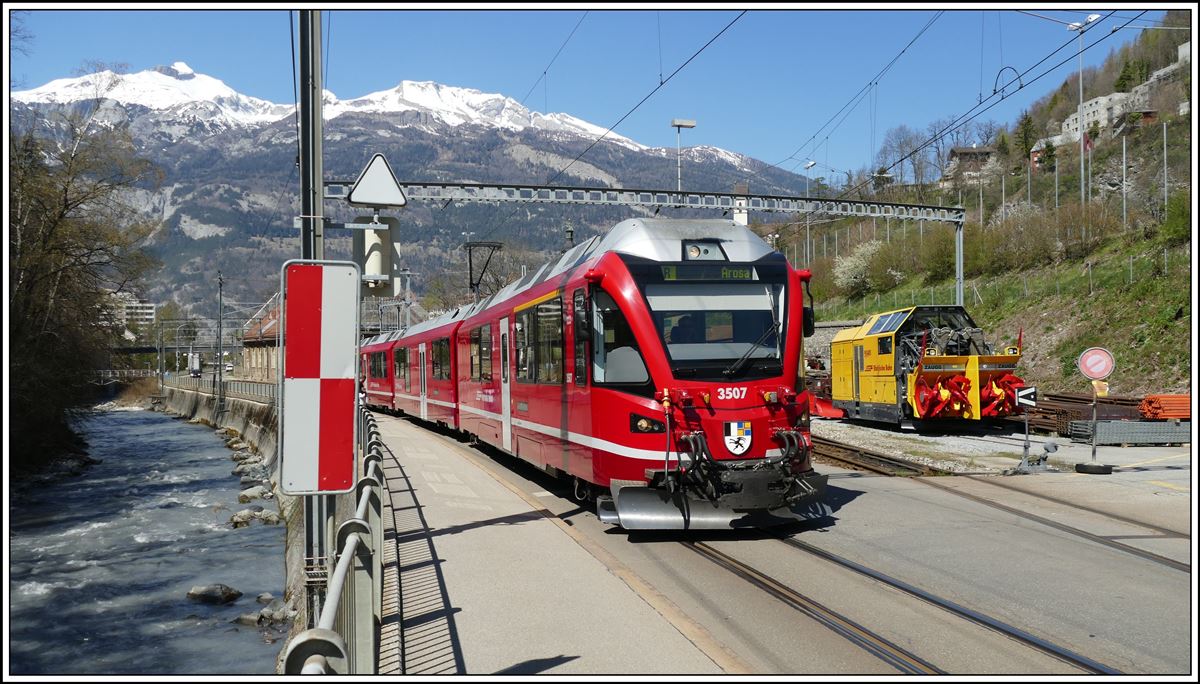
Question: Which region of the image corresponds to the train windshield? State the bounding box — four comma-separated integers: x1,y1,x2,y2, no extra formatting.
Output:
644,281,786,379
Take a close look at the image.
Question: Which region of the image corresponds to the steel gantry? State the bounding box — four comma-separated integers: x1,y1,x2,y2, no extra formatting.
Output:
323,180,968,306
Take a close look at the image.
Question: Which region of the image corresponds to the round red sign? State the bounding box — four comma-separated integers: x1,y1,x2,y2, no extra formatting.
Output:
1077,347,1115,380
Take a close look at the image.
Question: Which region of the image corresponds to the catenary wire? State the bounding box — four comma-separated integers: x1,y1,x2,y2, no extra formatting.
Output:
518,11,589,106
745,11,944,186
476,10,748,243
835,10,1141,201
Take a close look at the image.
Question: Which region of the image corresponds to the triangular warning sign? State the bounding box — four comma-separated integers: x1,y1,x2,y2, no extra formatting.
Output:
347,154,407,207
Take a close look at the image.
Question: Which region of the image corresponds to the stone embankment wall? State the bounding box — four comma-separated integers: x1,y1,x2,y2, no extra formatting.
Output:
162,387,318,671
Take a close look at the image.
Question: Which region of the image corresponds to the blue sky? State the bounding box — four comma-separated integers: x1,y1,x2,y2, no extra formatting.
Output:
9,6,1183,178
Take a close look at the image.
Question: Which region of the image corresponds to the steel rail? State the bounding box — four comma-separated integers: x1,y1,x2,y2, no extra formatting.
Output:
810,436,947,476
778,537,1121,674
682,541,942,674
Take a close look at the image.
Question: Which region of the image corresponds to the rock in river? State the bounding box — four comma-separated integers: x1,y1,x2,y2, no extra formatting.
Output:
187,583,243,604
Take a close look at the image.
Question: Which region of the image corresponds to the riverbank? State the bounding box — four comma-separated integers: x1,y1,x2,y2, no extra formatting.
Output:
8,407,287,675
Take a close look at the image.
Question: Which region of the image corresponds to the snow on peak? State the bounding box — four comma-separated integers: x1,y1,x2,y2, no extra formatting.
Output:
12,64,289,125
326,80,646,150
11,65,651,150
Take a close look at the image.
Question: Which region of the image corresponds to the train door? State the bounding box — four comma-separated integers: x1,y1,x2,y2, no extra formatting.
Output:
852,344,865,416
418,342,428,420
500,316,512,451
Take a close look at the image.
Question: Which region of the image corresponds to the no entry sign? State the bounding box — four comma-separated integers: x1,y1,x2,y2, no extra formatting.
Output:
1077,347,1115,381
280,260,361,494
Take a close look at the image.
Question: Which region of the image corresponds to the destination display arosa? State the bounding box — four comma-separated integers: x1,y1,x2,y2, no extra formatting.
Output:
661,264,755,281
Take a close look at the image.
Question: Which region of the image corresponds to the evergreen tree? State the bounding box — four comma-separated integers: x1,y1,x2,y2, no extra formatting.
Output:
1041,140,1057,171
995,131,1010,159
1016,111,1038,159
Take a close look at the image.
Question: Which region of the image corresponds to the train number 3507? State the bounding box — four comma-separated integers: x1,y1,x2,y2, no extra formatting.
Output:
716,387,748,400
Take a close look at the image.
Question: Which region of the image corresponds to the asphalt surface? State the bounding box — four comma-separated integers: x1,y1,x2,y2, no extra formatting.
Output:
371,412,1194,676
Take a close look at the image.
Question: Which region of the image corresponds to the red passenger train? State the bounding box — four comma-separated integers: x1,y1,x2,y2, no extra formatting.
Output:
360,218,828,530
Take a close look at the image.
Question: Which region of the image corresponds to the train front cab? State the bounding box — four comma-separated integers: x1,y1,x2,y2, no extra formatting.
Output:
584,247,827,529
831,305,1024,424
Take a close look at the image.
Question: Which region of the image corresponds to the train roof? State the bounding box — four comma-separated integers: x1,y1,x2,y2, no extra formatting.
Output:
376,217,775,341
468,217,775,317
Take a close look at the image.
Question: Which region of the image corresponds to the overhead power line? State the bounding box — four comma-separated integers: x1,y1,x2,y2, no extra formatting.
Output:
836,10,1144,201
519,11,589,107
746,10,944,185
478,10,748,242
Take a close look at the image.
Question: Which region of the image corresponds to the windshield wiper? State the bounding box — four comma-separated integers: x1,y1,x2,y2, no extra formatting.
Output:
722,322,780,378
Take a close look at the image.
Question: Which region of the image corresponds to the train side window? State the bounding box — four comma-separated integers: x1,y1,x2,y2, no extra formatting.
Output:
573,289,587,386
395,348,409,391
440,338,451,380
591,290,649,385
431,338,450,380
536,298,563,384
515,312,533,383
501,332,509,383
469,327,481,380
480,324,492,381
878,337,893,355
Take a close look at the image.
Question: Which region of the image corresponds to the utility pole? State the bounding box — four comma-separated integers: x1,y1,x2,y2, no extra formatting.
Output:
1162,121,1168,217
462,232,476,303
217,271,224,413
1122,134,1127,231
157,321,164,393
300,11,324,260
398,268,413,330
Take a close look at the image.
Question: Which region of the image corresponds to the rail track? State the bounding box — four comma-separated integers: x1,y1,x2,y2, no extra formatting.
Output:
681,541,943,674
810,436,952,476
772,537,1122,674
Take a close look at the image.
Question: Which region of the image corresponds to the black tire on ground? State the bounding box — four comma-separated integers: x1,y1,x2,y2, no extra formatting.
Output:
1075,462,1114,474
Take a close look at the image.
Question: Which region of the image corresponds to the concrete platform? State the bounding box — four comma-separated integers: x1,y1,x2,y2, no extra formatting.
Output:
372,414,725,676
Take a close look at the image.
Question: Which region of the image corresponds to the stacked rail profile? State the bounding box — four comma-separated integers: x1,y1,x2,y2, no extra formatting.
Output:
1138,394,1191,420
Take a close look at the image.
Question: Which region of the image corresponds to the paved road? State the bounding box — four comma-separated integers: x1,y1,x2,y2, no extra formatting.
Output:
372,413,1193,675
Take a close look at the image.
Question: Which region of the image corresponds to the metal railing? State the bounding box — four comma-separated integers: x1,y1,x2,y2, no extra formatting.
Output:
283,408,385,674
162,375,278,403
93,369,158,384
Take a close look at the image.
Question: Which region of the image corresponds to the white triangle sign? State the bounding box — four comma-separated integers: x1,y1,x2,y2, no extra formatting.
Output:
347,154,407,208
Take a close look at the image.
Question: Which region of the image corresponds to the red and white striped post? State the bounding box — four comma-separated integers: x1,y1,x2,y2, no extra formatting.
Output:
279,260,361,494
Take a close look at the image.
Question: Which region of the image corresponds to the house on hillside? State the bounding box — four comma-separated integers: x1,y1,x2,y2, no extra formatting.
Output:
1060,40,1190,143
1030,134,1065,171
939,146,998,188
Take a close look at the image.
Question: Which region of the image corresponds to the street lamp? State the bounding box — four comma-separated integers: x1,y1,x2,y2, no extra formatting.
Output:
672,118,696,192
1068,13,1102,207
175,322,188,373
462,232,476,303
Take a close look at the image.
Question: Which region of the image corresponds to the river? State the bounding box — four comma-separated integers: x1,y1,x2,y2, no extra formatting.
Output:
8,407,286,675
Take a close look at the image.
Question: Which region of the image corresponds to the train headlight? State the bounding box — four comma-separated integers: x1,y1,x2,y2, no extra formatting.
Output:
630,414,666,433
761,390,779,404
682,241,724,261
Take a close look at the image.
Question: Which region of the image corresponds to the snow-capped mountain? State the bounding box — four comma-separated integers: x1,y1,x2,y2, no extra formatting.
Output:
12,62,293,127
10,62,809,310
13,62,646,150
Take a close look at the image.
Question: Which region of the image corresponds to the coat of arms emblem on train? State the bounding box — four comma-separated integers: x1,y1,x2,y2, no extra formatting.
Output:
724,421,752,455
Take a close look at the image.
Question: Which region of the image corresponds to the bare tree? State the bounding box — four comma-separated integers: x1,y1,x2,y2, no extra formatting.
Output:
9,63,162,471
974,119,1001,147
